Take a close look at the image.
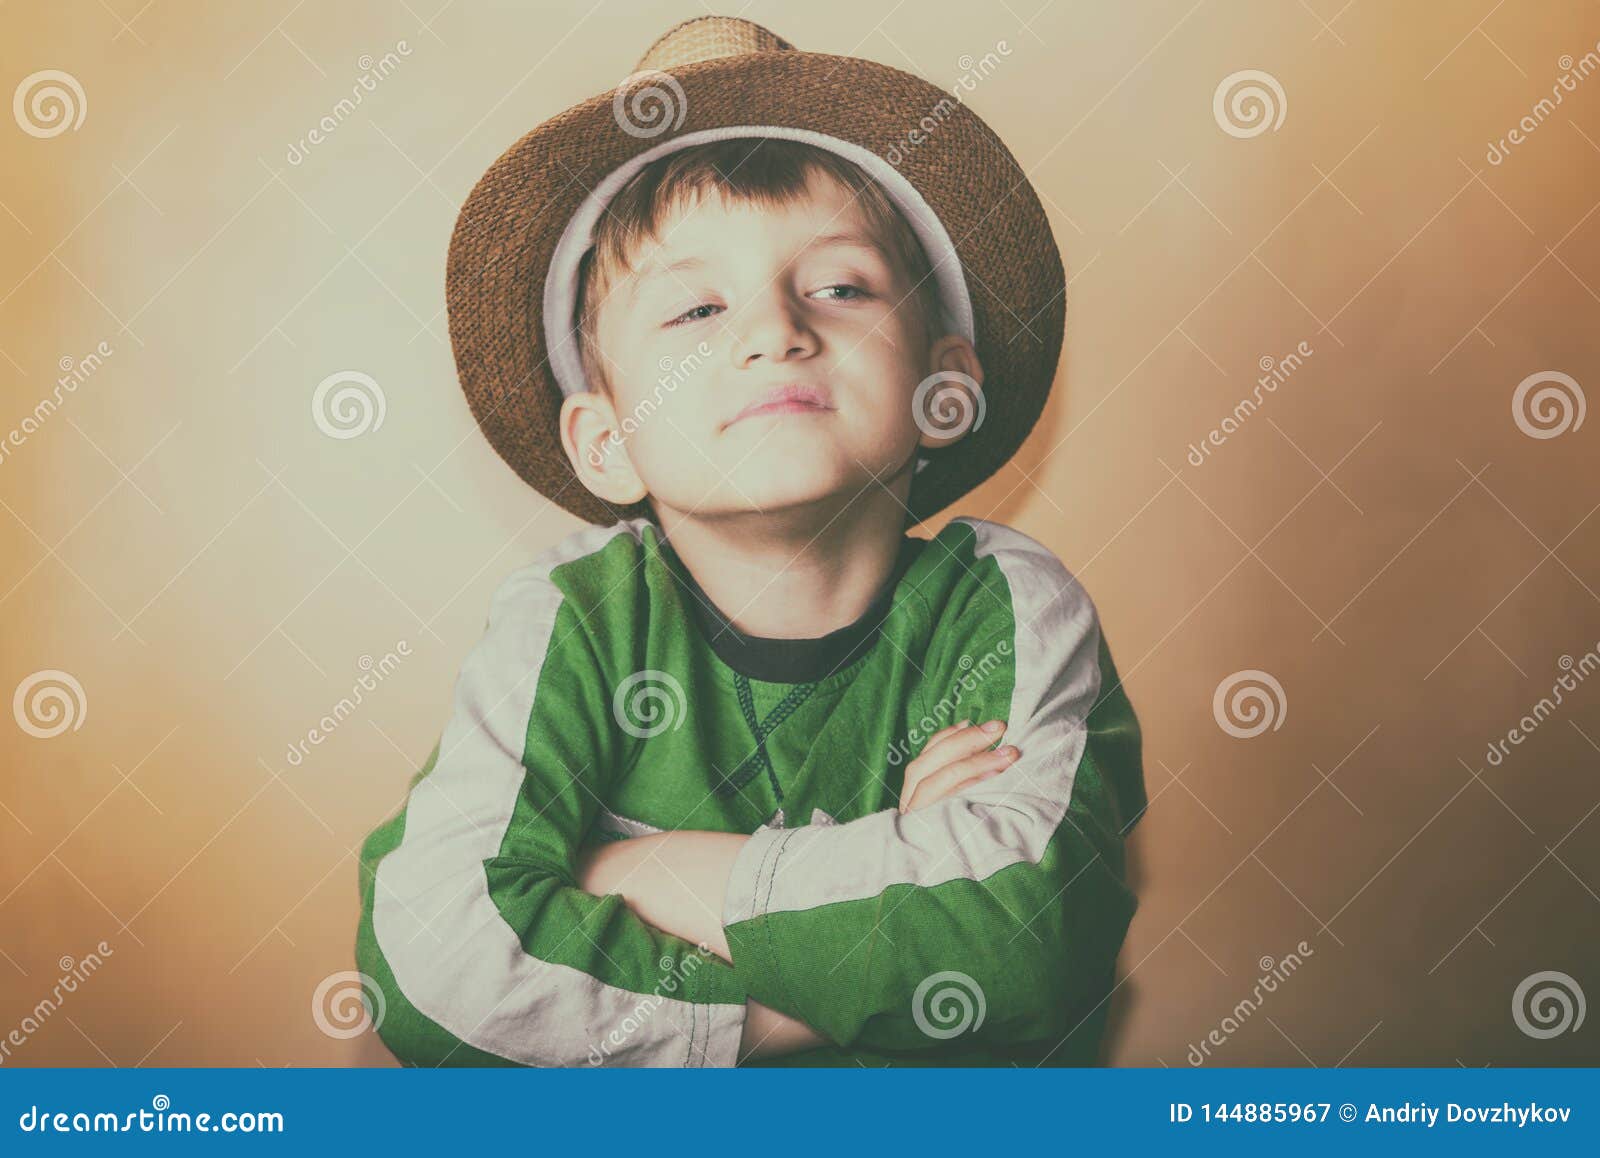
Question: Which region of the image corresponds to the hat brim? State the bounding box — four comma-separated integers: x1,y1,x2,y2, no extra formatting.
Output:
445,49,1065,527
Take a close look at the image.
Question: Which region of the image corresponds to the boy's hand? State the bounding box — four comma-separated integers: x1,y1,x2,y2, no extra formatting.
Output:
897,719,1019,814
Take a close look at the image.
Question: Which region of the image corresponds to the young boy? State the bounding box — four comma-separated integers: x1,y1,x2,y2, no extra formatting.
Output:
355,15,1145,1067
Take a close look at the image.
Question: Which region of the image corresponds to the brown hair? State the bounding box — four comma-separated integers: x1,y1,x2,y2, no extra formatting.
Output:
571,138,944,393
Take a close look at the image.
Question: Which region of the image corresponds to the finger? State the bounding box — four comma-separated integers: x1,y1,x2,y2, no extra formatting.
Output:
902,745,1019,813
901,720,1007,802
919,720,973,751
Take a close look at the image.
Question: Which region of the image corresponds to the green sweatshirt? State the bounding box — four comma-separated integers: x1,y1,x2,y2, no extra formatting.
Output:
354,516,1145,1067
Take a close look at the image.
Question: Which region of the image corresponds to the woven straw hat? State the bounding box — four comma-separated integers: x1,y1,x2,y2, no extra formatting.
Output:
446,14,1064,526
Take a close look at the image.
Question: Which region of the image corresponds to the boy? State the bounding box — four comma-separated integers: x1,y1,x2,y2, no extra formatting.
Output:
355,15,1145,1067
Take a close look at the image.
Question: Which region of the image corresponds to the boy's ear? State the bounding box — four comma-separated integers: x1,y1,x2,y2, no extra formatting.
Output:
914,334,985,450
559,390,649,506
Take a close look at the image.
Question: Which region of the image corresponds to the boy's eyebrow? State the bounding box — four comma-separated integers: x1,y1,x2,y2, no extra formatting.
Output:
628,230,889,302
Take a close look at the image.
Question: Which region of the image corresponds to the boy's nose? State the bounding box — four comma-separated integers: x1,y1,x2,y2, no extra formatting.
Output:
730,291,819,367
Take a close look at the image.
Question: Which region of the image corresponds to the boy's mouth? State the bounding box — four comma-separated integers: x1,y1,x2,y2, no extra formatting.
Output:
724,383,835,429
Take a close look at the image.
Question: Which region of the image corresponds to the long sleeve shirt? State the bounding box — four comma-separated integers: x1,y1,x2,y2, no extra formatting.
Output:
354,515,1146,1066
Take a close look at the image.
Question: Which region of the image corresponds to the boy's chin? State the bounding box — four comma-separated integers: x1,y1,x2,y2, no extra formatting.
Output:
688,470,901,521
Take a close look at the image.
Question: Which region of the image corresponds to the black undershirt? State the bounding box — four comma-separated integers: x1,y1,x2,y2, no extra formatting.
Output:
659,535,926,684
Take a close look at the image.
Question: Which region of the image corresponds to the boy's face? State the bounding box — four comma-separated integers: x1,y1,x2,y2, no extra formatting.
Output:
564,169,980,520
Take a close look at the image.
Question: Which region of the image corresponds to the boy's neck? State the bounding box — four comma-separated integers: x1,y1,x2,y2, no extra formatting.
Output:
655,486,914,641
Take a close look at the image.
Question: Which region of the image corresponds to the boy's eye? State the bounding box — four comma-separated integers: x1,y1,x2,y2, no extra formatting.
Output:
812,284,870,302
666,303,722,328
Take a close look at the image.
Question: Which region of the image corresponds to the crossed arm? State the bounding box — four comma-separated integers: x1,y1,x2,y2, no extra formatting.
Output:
573,718,1021,1061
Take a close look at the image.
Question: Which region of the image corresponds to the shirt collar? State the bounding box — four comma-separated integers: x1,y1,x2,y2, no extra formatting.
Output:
660,535,924,684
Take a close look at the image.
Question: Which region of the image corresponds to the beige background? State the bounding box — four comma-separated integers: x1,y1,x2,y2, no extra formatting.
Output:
2,0,1598,1067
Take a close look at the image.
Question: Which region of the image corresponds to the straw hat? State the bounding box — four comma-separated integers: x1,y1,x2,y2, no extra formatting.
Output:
445,14,1064,526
